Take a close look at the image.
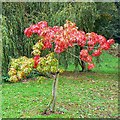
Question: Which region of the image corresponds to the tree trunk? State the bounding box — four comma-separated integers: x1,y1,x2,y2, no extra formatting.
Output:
50,72,59,112
42,72,59,114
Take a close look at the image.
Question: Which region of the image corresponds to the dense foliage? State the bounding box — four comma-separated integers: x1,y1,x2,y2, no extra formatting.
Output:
24,20,114,69
8,52,63,82
8,57,34,82
2,2,119,79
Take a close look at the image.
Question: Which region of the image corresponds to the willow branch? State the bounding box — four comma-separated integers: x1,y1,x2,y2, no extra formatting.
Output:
66,51,79,59
66,51,82,66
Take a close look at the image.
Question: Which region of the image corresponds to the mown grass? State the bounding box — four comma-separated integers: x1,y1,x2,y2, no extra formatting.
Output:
65,51,118,74
2,52,119,118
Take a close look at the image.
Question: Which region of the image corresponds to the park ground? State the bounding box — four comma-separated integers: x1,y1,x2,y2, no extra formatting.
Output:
2,51,119,118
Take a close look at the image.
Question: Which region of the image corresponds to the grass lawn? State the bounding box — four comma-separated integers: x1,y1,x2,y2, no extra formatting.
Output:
2,52,119,118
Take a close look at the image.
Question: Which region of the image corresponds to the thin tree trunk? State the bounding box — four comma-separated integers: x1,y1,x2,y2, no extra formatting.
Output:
42,72,59,114
51,72,59,112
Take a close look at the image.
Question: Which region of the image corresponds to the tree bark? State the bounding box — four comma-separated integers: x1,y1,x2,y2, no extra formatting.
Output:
42,72,59,114
50,72,59,112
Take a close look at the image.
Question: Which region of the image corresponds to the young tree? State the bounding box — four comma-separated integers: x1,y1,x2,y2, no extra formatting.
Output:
8,20,115,113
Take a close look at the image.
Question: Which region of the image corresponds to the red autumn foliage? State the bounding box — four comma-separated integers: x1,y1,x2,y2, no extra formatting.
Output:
24,20,115,69
33,55,40,68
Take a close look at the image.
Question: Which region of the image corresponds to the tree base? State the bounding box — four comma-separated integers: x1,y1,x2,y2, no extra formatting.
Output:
41,110,64,115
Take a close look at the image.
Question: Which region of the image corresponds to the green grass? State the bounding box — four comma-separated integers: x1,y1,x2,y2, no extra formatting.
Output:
2,74,118,118
2,52,119,118
92,51,119,74
65,51,119,74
